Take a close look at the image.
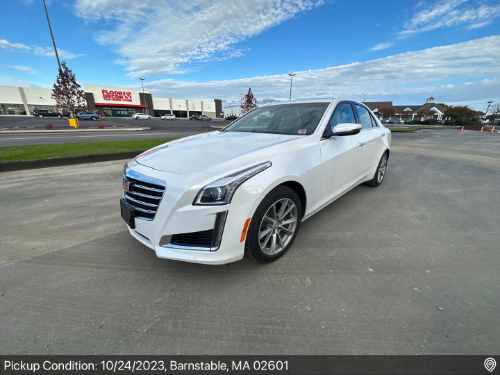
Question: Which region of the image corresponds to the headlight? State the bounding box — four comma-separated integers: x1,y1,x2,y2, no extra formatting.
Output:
123,159,137,176
193,161,272,205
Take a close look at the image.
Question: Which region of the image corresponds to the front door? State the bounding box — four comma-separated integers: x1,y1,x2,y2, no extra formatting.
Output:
320,102,366,205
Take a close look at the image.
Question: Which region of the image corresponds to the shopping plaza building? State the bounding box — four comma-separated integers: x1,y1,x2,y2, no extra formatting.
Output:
0,84,223,118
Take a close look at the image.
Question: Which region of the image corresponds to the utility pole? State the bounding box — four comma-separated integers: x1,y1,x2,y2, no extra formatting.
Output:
288,73,296,101
43,0,61,72
363,92,368,102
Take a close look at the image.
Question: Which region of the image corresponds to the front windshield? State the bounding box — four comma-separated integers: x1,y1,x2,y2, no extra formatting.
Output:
224,103,330,135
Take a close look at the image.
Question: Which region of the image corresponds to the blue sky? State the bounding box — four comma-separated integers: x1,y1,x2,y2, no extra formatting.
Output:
1,0,499,110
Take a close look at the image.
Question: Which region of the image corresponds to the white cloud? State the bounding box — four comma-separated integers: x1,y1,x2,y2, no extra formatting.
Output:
74,0,325,77
11,66,37,74
0,76,48,88
370,42,392,51
33,46,83,59
399,0,500,37
468,21,491,29
0,39,31,50
1,39,82,59
140,36,500,106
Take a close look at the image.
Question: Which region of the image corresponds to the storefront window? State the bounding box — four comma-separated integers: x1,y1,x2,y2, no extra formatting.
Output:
28,105,58,113
95,106,144,117
173,110,188,118
0,104,27,115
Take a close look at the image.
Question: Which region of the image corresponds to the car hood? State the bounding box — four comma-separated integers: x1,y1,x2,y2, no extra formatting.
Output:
135,131,300,174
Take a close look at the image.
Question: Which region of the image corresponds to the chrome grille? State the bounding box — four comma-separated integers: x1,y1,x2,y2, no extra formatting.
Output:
124,176,165,220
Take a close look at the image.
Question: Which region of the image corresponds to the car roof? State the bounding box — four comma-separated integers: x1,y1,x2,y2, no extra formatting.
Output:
259,98,363,108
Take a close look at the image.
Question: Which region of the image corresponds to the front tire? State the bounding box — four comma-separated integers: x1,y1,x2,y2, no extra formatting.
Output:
57,115,62,118
39,115,43,118
245,186,302,264
364,152,388,187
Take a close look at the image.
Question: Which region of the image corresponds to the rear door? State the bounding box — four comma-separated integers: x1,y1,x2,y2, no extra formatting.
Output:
320,102,366,204
353,103,384,178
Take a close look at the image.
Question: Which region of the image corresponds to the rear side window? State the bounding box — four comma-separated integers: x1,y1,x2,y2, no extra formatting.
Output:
327,103,356,132
354,104,373,130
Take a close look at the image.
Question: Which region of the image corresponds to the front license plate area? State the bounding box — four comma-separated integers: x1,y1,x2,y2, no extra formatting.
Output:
120,198,136,229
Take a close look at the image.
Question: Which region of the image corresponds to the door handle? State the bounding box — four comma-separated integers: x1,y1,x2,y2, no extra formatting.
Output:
356,142,365,148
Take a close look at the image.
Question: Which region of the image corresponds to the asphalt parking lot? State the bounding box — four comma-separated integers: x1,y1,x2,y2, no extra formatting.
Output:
0,116,229,147
0,130,499,355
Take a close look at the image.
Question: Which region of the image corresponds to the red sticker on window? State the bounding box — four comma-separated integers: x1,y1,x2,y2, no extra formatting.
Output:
298,129,306,134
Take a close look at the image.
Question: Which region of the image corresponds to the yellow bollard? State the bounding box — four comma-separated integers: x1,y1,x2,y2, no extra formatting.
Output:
68,118,79,128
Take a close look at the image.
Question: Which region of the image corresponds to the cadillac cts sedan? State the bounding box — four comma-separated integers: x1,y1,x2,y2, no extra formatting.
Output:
120,99,391,265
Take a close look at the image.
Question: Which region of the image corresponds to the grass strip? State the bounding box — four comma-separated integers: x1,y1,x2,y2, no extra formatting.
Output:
0,139,173,163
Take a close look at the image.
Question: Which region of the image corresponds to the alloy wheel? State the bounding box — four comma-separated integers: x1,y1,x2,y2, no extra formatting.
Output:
377,154,387,183
258,198,298,256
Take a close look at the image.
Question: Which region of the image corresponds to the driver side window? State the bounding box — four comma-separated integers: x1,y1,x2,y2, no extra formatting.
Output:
327,103,355,132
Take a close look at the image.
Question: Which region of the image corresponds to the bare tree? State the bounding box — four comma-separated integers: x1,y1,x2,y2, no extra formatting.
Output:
240,88,258,115
490,103,500,124
51,61,87,116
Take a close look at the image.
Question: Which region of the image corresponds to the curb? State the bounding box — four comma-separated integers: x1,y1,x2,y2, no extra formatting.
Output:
0,127,151,133
0,151,142,173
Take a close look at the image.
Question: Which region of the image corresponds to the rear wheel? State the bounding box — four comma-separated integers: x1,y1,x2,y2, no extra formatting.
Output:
39,115,43,118
245,186,302,264
57,115,62,118
364,152,388,187
91,116,97,121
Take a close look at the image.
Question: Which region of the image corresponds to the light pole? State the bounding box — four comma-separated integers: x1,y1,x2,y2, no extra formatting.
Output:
139,77,148,115
485,101,493,115
363,92,368,102
43,0,61,72
288,73,296,101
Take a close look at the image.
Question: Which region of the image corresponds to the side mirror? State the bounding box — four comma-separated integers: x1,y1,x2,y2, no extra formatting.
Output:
332,123,362,136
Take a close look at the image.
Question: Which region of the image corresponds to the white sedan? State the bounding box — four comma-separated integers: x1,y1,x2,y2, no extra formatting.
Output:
120,99,391,265
132,113,152,120
160,114,176,120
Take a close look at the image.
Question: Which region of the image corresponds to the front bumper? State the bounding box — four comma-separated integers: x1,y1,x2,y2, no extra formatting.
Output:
123,164,259,265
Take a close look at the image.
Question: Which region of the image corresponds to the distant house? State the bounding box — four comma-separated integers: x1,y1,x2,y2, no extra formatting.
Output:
364,97,448,122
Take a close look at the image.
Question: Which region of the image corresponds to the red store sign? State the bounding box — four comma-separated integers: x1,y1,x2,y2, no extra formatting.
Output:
102,90,133,102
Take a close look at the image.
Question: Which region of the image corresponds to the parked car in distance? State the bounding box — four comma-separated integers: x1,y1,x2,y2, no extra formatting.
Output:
120,99,391,265
161,114,176,121
189,114,200,120
381,119,387,124
33,109,68,118
133,113,152,120
198,115,212,121
76,111,99,121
